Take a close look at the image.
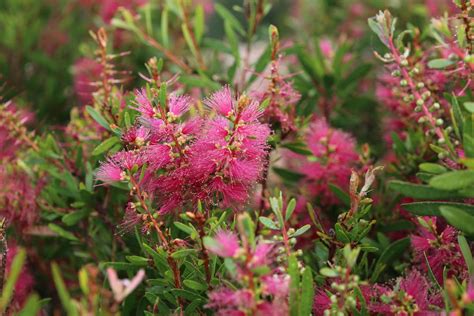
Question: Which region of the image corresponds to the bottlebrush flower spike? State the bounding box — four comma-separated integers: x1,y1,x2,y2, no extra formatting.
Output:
205,230,240,258
107,268,145,302
168,94,191,118
410,217,465,283
291,119,358,205
204,86,234,117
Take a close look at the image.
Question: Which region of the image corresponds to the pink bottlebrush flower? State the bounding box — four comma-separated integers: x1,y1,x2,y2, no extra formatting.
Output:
121,126,150,147
206,230,240,258
411,217,466,283
261,274,290,298
0,167,40,229
313,289,332,315
206,288,254,315
96,158,124,184
204,86,234,117
6,245,34,308
107,268,145,302
291,119,358,206
0,103,34,161
73,58,103,105
367,270,442,315
251,58,300,132
249,242,273,268
134,88,157,119
168,94,192,118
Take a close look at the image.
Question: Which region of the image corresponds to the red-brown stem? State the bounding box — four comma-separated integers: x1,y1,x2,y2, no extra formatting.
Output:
128,175,184,312
195,213,212,288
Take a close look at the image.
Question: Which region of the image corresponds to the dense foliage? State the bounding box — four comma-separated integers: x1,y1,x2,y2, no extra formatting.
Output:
0,0,473,315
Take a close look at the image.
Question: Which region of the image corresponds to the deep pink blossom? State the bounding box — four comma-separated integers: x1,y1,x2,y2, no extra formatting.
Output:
411,217,466,283
290,119,358,205
206,230,240,258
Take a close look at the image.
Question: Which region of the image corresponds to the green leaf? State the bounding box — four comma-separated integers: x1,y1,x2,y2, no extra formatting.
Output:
329,183,350,206
193,5,205,44
18,294,41,316
126,255,149,265
285,198,297,221
48,224,79,241
171,249,197,259
440,206,474,235
161,7,169,48
427,58,455,69
371,238,410,282
259,217,279,230
214,4,245,36
464,102,474,113
183,279,207,291
320,267,338,277
159,83,167,110
62,209,90,226
419,163,447,174
92,136,120,156
86,106,111,131
388,180,462,199
299,268,314,316
288,255,300,316
182,23,198,60
281,142,313,156
51,262,78,316
458,235,474,276
0,248,26,312
429,170,474,191
334,223,351,243
402,201,474,216
291,224,311,237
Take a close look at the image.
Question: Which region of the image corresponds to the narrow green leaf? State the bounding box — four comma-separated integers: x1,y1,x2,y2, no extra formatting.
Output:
193,5,205,44
458,235,474,276
86,106,111,131
440,206,474,235
18,294,41,316
51,262,78,316
259,217,279,230
402,201,474,216
92,136,120,156
299,268,314,316
0,248,26,312
427,58,455,69
388,180,462,199
288,255,300,316
48,224,79,241
429,170,474,191
285,198,297,221
183,279,207,291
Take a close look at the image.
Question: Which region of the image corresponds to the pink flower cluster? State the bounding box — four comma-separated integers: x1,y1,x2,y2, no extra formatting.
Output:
97,86,270,216
290,119,358,205
411,217,466,283
314,270,441,315
205,230,289,316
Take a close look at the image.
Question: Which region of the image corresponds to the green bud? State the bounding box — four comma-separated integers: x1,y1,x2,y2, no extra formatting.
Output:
436,118,443,126
400,79,408,87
